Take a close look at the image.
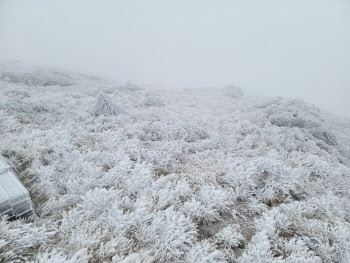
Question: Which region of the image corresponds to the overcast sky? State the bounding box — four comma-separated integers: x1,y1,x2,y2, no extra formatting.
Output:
0,0,349,115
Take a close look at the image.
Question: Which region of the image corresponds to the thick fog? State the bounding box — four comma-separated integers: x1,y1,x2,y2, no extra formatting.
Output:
0,0,349,115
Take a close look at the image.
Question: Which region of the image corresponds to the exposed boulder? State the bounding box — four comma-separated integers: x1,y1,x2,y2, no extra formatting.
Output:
267,99,322,129
267,99,337,145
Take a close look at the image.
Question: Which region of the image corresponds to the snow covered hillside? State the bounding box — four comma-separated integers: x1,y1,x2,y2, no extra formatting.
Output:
1,62,350,262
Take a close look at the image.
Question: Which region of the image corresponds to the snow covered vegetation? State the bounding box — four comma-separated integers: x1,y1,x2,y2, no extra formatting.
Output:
0,62,350,262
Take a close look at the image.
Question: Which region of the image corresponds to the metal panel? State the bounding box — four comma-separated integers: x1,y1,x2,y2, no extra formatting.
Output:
0,156,33,218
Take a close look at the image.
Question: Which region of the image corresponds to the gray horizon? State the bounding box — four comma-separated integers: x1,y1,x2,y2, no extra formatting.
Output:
0,0,349,115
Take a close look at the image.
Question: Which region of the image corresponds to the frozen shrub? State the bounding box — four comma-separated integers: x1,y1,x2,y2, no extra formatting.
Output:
0,217,56,262
128,143,181,174
0,110,22,133
124,80,141,91
310,127,337,146
112,251,155,263
238,198,350,263
185,240,226,263
183,199,220,225
142,121,209,142
215,224,245,249
3,89,30,98
198,185,230,215
136,207,198,262
143,95,165,107
152,178,193,209
225,84,243,98
92,92,124,116
0,67,75,87
32,249,90,263
221,157,302,205
238,231,322,263
0,99,48,114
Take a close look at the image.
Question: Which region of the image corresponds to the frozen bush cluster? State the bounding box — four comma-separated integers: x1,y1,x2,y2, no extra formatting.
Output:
0,63,349,262
142,121,210,142
32,249,90,263
239,196,350,263
143,95,165,107
0,99,48,114
0,62,76,87
0,217,56,262
224,84,243,98
123,80,141,91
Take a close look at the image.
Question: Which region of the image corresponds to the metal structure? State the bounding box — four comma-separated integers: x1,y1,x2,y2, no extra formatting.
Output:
0,156,33,218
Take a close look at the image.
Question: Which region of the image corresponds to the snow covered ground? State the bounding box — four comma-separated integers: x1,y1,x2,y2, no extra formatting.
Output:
0,62,350,262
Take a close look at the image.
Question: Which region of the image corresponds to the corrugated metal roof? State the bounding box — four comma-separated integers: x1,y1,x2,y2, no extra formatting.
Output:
0,156,33,218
